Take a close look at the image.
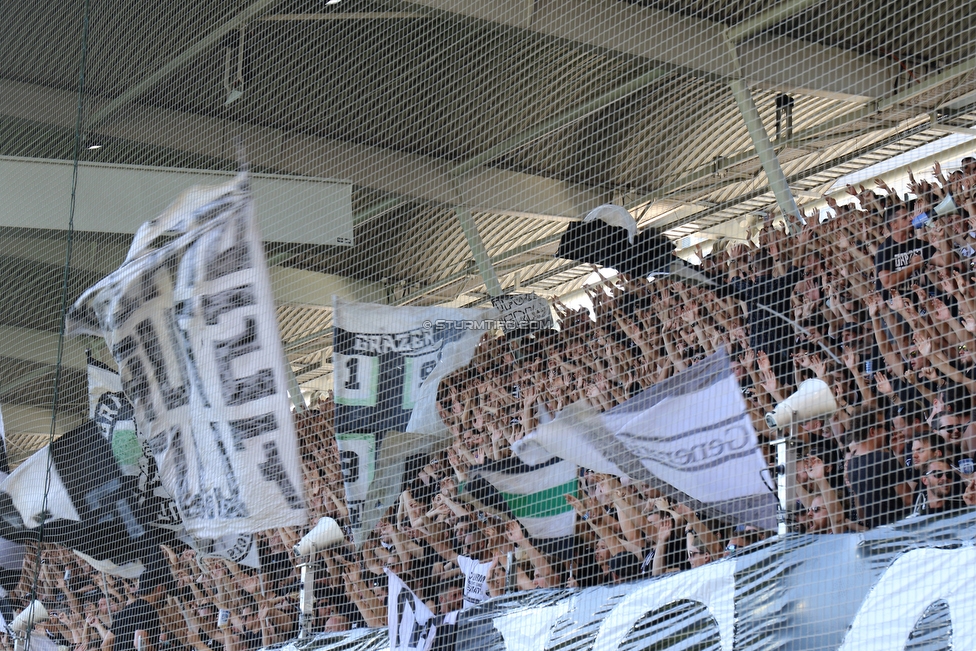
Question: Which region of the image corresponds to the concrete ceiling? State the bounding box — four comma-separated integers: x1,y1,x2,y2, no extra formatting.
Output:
1,0,976,458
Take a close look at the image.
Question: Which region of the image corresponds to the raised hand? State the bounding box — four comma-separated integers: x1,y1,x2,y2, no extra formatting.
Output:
874,371,894,395
564,493,585,514
918,366,939,382
965,479,976,508
963,314,976,333
807,456,825,481
888,290,905,312
756,350,772,374
655,515,673,545
841,347,857,369
914,333,932,357
505,520,525,543
864,292,882,317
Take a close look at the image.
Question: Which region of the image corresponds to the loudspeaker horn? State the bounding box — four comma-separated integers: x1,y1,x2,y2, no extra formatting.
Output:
293,517,345,556
764,378,837,430
9,601,47,634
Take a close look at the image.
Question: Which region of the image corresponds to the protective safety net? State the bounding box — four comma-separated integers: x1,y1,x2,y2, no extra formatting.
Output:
2,1,976,651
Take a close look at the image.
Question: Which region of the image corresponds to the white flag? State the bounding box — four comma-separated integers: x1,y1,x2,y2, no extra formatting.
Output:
1,447,79,528
67,173,306,539
520,351,777,529
386,569,437,651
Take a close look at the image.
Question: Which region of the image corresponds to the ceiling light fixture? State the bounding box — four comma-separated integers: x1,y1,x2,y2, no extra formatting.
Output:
83,133,105,150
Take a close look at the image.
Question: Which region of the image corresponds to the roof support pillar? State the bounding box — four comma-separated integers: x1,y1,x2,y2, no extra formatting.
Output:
454,203,503,298
725,35,804,228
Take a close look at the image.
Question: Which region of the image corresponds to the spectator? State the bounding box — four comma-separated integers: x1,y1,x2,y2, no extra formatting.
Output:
19,158,976,644
910,459,967,516
875,204,934,300
845,409,907,529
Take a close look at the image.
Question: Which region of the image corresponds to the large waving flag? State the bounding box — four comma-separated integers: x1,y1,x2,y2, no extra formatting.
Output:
469,452,578,541
516,351,776,529
67,173,306,539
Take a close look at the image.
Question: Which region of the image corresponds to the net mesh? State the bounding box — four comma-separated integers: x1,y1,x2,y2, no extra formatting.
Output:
2,1,976,650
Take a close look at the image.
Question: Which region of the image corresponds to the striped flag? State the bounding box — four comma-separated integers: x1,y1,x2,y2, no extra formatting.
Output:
470,453,578,541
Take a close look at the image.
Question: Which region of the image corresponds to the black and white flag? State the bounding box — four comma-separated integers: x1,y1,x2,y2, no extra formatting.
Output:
386,569,437,651
0,421,155,566
67,173,306,539
88,358,260,569
332,299,487,542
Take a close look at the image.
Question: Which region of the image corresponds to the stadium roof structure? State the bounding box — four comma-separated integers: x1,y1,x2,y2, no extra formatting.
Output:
1,0,976,459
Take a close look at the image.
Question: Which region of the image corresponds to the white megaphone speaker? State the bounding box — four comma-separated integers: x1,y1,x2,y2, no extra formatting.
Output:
9,600,48,634
935,193,957,216
764,378,837,430
293,517,344,556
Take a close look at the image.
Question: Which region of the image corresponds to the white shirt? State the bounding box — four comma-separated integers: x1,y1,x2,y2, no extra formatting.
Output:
456,555,496,610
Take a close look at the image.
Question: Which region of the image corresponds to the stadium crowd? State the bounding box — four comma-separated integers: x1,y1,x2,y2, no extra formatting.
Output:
10,161,976,651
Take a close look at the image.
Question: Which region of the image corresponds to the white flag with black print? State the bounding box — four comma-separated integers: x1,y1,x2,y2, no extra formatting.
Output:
67,173,306,539
88,357,260,568
518,350,777,529
386,569,437,651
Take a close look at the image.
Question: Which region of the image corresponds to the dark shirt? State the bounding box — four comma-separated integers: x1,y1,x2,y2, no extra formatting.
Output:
874,236,934,299
112,598,161,651
848,449,905,528
239,631,262,651
912,492,966,517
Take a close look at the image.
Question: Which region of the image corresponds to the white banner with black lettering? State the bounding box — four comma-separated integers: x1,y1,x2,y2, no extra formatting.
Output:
88,358,260,567
489,293,553,332
67,173,306,539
